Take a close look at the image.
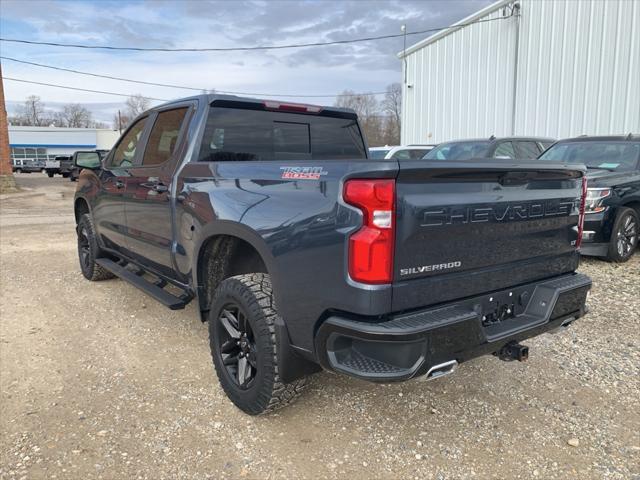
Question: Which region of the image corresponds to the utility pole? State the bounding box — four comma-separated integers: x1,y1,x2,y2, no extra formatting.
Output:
0,62,18,193
117,110,122,134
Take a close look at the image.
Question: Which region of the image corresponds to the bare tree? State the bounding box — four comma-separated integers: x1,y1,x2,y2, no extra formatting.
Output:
55,103,93,128
16,95,46,126
381,83,401,144
334,91,385,146
125,94,151,119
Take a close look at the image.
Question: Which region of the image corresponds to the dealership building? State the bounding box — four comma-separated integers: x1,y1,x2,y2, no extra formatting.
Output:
399,0,640,145
8,126,120,162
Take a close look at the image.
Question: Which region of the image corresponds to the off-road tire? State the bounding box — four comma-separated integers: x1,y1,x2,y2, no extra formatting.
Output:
77,214,115,281
208,273,307,415
606,207,639,263
47,172,54,178
62,173,70,178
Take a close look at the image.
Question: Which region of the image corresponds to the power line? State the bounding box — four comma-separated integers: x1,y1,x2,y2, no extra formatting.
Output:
3,77,170,101
0,15,511,53
0,55,387,98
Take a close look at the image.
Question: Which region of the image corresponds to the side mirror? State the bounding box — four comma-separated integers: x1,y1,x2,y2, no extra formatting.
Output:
74,153,102,170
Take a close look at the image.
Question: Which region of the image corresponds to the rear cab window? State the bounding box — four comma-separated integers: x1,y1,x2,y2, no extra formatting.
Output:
425,141,490,161
516,141,542,159
198,106,366,161
493,142,516,159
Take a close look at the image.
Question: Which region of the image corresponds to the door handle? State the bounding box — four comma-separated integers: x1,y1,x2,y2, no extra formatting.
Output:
115,180,125,189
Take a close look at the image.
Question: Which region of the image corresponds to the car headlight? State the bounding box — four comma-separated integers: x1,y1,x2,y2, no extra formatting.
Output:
585,188,611,213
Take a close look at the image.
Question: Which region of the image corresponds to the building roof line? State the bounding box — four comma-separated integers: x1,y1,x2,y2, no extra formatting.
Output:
398,0,514,58
10,144,97,148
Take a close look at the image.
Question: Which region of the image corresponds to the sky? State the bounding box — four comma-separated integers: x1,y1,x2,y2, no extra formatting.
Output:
0,0,493,124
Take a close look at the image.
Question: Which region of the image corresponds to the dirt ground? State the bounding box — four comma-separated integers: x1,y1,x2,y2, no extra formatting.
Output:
1,174,639,480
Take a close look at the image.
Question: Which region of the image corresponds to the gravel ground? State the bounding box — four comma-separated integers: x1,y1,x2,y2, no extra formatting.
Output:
1,175,638,480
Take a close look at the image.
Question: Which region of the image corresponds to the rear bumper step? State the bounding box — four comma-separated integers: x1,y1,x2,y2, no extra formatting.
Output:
96,258,192,310
315,273,591,382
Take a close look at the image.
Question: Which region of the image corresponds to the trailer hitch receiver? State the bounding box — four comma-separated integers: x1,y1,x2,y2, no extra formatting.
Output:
497,342,529,362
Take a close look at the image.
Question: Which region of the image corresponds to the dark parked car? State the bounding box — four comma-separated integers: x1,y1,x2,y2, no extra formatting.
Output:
538,135,639,262
424,136,555,161
73,94,590,414
12,158,44,173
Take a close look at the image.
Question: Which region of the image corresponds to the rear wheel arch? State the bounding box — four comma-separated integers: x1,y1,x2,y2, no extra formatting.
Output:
196,231,273,320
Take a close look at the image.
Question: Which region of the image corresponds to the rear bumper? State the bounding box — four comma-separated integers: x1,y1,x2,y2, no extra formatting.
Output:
315,273,591,382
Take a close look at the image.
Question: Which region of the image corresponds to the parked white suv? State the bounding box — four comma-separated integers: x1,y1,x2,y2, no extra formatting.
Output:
369,145,436,160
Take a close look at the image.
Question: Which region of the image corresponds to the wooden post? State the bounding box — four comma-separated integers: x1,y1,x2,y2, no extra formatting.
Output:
0,62,18,193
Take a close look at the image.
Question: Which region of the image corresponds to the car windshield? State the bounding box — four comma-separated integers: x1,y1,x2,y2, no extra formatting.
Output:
538,141,640,171
424,141,490,160
369,149,390,160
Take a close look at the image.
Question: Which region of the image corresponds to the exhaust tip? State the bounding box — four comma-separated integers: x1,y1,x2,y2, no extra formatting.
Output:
422,360,458,381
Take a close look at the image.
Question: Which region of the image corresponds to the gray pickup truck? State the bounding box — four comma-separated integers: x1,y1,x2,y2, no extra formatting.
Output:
73,95,591,414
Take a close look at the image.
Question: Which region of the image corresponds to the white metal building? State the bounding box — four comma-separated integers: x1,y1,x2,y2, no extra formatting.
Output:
8,126,120,162
399,0,640,145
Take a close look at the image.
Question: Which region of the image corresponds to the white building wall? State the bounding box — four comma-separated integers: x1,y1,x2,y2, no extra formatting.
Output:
401,0,640,145
402,0,517,144
515,0,640,138
96,129,120,150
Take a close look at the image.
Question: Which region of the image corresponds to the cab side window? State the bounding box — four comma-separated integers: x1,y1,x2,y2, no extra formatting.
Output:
494,142,516,159
516,141,542,159
111,118,147,168
142,108,189,166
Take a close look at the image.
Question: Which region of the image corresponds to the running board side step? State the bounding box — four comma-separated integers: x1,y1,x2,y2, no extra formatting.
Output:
96,258,191,310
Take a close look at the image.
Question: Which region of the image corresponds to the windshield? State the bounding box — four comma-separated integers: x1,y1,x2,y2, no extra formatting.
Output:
424,141,490,160
538,141,640,171
369,149,390,160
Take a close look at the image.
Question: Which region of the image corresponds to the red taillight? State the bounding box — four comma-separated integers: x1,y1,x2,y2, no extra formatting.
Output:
343,179,395,284
576,176,588,249
263,100,322,113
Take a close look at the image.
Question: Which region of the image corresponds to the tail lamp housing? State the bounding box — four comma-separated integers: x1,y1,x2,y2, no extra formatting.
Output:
576,176,588,249
343,179,395,284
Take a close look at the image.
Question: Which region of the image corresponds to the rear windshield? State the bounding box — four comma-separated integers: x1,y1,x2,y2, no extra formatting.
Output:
424,141,490,160
198,107,366,161
368,149,390,160
538,141,640,171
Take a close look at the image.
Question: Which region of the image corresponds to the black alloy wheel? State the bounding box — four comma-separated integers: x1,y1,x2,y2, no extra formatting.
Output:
76,214,115,281
207,273,308,415
607,207,639,262
215,304,257,389
615,213,638,259
78,224,92,272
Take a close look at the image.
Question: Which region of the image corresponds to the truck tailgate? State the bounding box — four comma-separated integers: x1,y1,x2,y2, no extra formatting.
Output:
392,160,585,312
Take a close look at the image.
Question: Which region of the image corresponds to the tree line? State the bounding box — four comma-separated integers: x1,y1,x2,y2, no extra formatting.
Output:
8,94,152,130
334,83,401,147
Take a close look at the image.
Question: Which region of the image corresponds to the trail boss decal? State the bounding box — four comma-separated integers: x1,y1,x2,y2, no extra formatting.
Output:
400,261,462,276
280,166,328,180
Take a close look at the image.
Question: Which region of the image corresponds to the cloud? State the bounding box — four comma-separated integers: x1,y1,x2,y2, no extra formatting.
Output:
1,0,493,124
